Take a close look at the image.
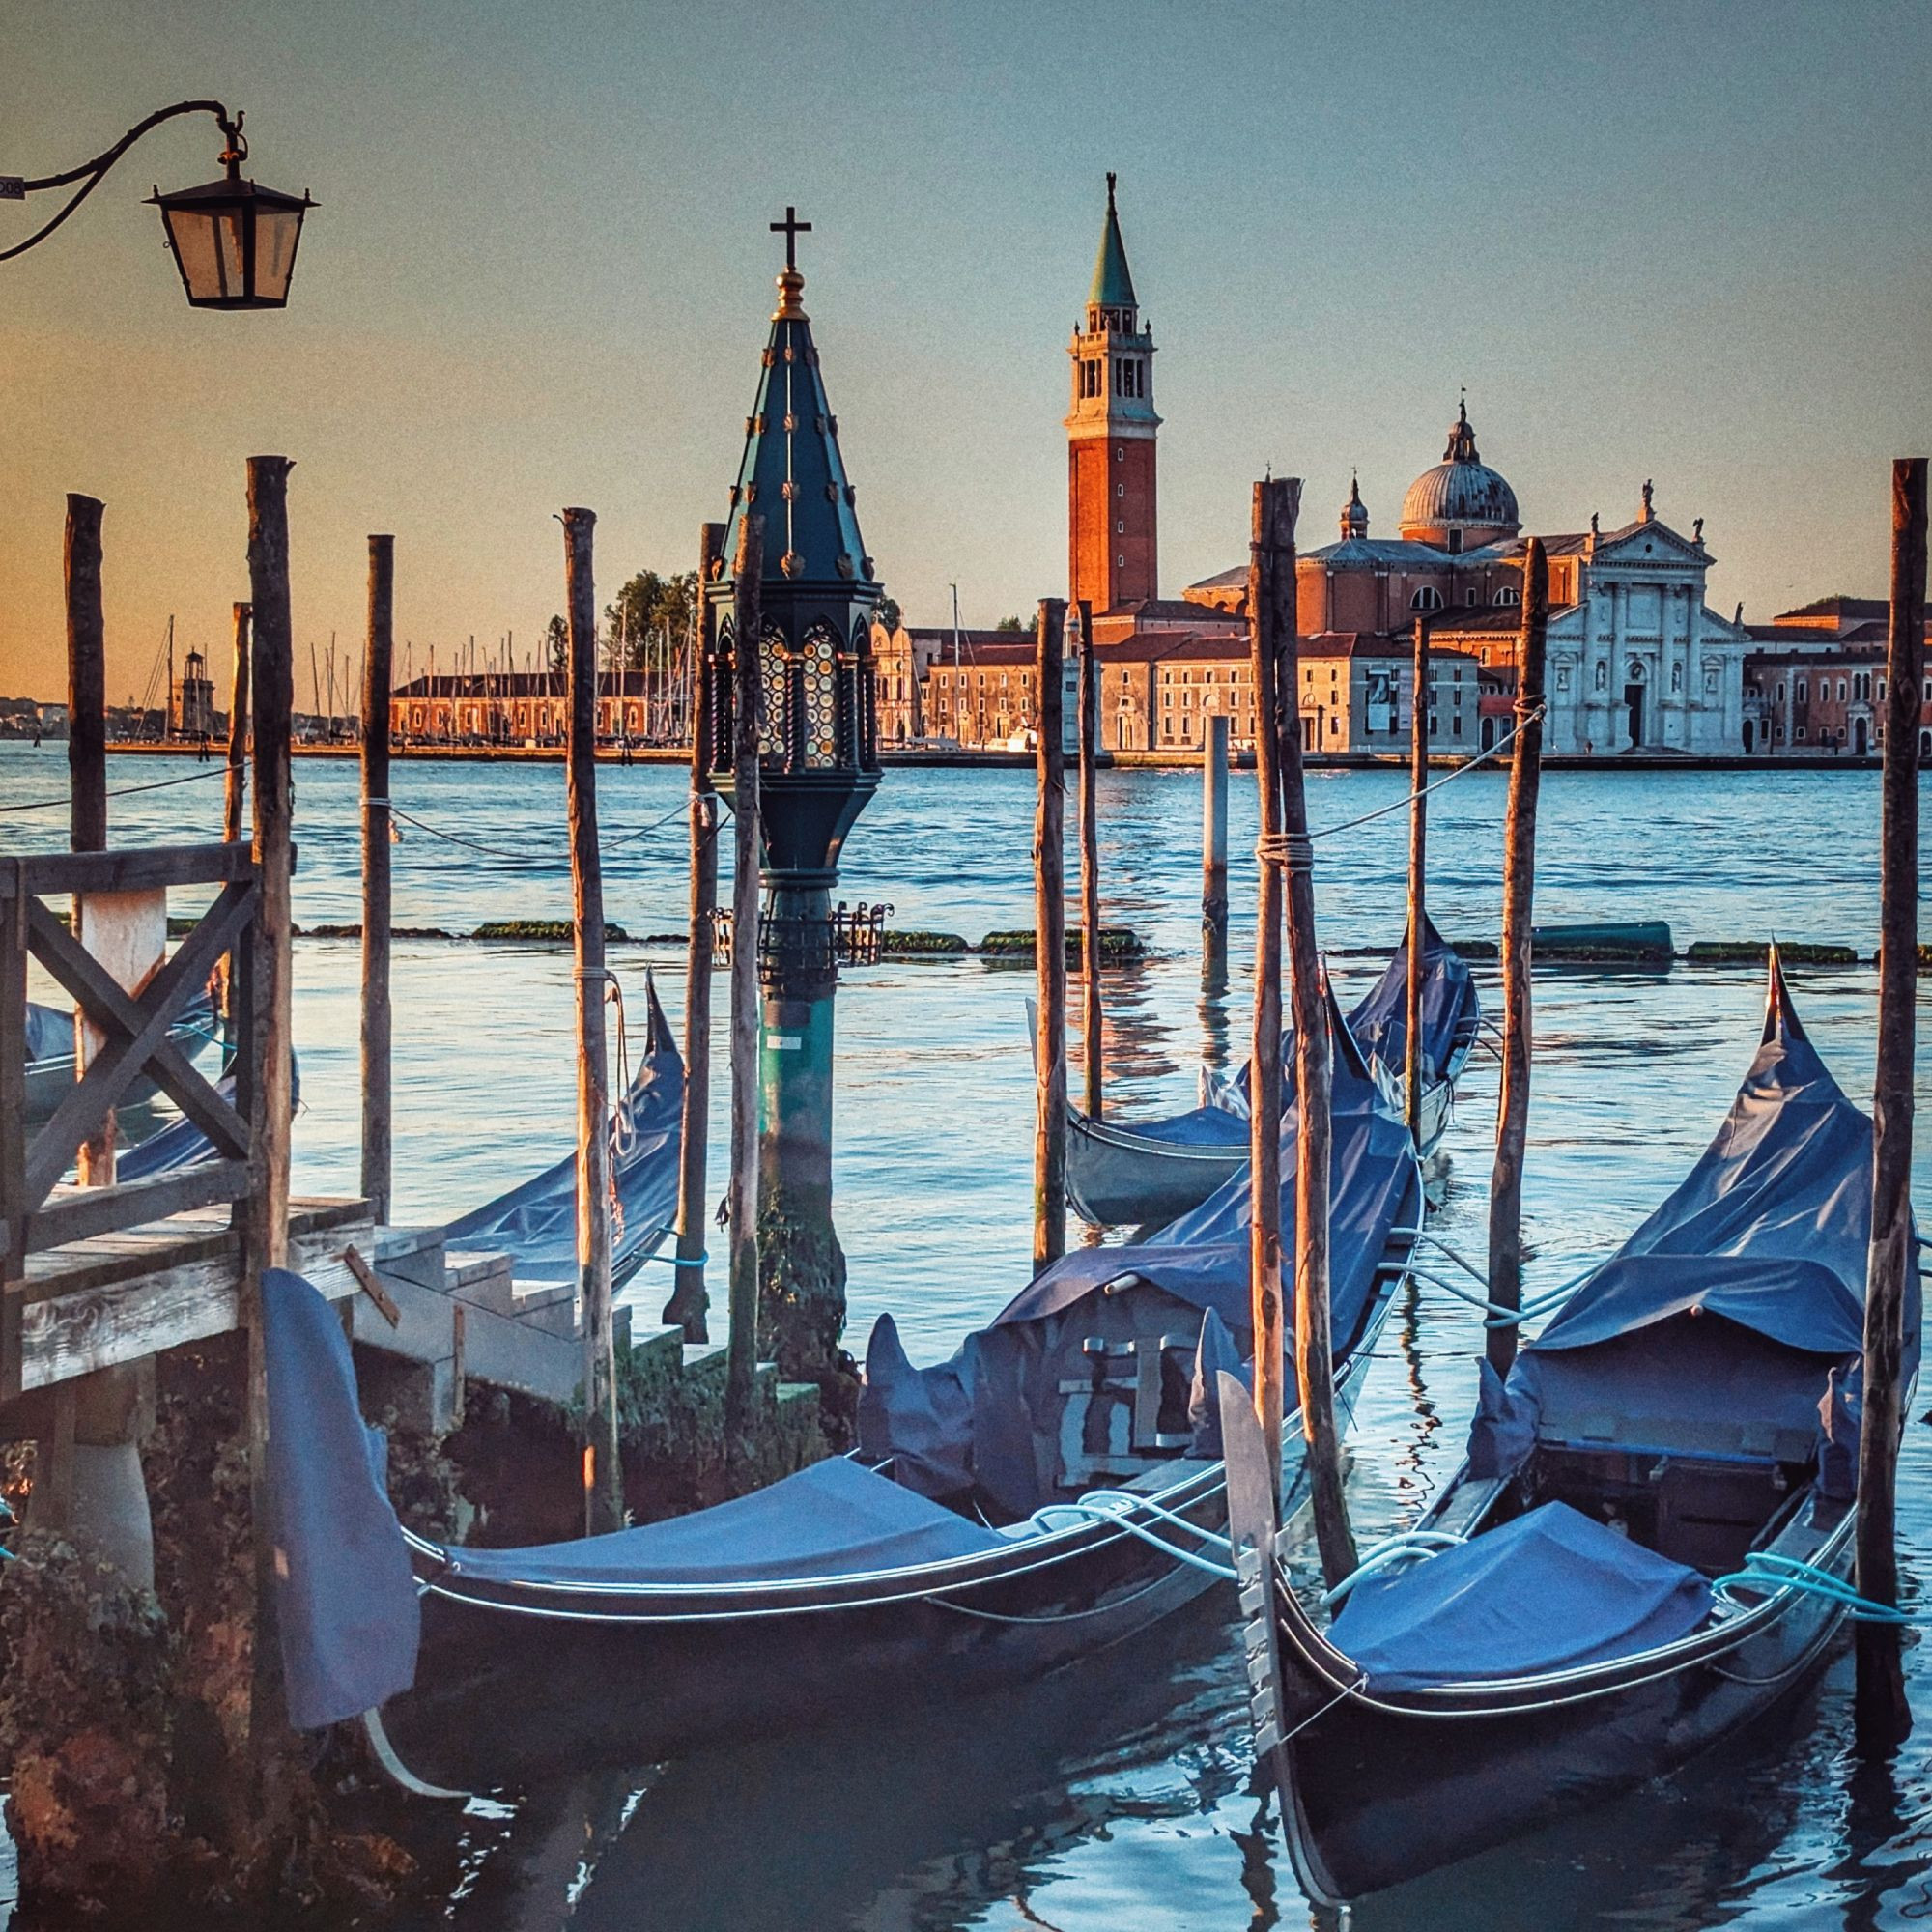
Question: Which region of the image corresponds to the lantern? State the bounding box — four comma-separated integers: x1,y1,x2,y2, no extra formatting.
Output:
150,130,313,310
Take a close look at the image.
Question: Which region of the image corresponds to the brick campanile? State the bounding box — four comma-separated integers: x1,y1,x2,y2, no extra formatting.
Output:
1066,174,1160,612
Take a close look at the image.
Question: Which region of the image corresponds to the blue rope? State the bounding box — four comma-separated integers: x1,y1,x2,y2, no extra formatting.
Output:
1026,1498,1237,1580
1712,1550,1915,1624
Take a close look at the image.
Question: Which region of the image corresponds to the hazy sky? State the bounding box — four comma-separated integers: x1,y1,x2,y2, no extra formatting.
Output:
4,0,1929,703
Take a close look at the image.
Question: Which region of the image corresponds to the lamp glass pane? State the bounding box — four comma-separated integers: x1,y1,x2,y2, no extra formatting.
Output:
215,211,245,298
253,208,303,302
164,207,220,301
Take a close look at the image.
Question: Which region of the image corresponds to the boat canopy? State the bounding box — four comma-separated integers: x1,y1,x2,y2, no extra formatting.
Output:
861,1006,1417,1516
1346,913,1480,1086
1327,1500,1713,1692
434,1456,1005,1592
1468,965,1913,1481
444,973,683,1283
23,1001,71,1064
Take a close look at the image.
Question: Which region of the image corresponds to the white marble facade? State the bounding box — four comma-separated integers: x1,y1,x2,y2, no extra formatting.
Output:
1541,518,1751,756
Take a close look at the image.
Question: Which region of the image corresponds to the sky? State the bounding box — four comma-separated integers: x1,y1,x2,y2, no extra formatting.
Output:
3,0,1929,704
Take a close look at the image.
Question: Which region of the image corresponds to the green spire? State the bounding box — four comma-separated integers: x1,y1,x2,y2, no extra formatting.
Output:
1089,172,1138,312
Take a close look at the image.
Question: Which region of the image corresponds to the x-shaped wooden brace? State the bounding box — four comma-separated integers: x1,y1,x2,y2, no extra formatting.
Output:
22,879,257,1209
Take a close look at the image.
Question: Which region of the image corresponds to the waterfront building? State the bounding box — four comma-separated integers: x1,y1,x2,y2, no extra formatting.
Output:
1188,424,1755,756
170,647,217,739
1741,598,1932,756
389,669,684,747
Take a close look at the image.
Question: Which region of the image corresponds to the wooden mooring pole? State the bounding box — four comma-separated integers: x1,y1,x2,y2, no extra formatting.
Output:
724,516,765,1440
66,496,111,1187
1265,477,1357,1587
1854,455,1926,1752
360,536,394,1226
563,505,622,1537
242,453,298,1826
1486,538,1549,1379
667,521,724,1341
1077,599,1103,1120
1203,711,1230,976
1404,615,1431,1148
224,603,250,845
1033,597,1068,1268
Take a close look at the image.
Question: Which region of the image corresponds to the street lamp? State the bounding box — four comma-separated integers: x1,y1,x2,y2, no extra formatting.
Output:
2,100,314,309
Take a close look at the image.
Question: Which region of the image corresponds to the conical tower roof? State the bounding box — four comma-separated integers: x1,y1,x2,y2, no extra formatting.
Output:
1089,172,1138,310
722,241,874,593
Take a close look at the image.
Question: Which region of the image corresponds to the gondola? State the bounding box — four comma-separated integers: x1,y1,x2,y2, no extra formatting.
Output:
22,994,218,1125
361,983,1423,1786
1065,916,1479,1227
442,971,683,1285
1222,950,1919,1902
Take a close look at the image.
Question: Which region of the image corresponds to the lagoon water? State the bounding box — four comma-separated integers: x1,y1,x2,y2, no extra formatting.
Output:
4,742,1931,1929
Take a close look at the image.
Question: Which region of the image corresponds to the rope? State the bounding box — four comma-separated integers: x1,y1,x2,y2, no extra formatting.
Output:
0,761,231,813
1254,830,1314,873
372,795,695,864
1020,1496,1237,1581
1318,1529,1467,1607
1292,702,1549,848
1712,1550,1916,1624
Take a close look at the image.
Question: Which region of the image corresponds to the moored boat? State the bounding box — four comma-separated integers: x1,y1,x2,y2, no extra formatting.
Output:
371,987,1424,1785
1223,950,1919,1901
1065,916,1479,1227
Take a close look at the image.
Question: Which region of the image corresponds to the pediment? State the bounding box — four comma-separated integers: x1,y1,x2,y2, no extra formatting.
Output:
1593,520,1709,571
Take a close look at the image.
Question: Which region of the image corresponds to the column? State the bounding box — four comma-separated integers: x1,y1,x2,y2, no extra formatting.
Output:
1684,587,1705,752
1608,581,1628,750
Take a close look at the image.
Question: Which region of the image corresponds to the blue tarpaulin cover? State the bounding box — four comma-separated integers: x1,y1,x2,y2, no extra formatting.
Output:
1347,914,1481,1085
444,973,683,1284
861,987,1418,1514
440,1455,1004,1589
261,1268,419,1730
1466,978,1914,1480
1328,1501,1714,1691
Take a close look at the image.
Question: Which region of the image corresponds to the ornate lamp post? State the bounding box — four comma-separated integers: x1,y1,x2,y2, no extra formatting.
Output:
704,209,882,1420
3,101,314,307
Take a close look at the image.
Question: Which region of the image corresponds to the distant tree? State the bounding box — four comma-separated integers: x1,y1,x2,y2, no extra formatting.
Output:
545,613,569,674
994,614,1028,633
876,595,902,634
606,569,699,670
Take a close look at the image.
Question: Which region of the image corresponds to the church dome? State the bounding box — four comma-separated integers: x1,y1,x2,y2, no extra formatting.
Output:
1399,399,1520,548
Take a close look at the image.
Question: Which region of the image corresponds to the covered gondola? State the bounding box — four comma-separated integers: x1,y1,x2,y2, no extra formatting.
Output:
1065,916,1479,1226
442,971,683,1285
363,987,1423,1785
1224,951,1919,1901
23,993,218,1125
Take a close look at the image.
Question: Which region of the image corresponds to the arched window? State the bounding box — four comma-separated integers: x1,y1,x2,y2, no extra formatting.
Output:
1493,586,1520,607
1409,585,1443,613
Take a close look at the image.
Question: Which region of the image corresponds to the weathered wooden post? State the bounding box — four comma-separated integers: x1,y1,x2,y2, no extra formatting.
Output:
562,507,622,1536
224,603,250,845
724,516,764,1441
1203,711,1230,977
66,496,111,1186
1265,478,1358,1587
1855,455,1926,1751
1486,538,1549,1378
1034,597,1069,1267
360,535,394,1226
1246,487,1290,1496
667,521,724,1341
1405,615,1431,1148
242,454,298,1842
1077,598,1103,1120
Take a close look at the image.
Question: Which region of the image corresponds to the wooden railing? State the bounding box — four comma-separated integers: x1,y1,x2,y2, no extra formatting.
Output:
0,839,263,1395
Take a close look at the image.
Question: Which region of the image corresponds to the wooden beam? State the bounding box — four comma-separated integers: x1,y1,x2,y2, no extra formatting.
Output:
65,497,106,854
1855,454,1926,1751
26,1163,249,1255
0,843,255,900
1405,616,1431,1148
724,516,765,1441
563,504,622,1538
1076,598,1102,1121
668,520,724,1342
1,880,29,1398
1486,539,1549,1378
361,536,395,1225
1033,597,1068,1269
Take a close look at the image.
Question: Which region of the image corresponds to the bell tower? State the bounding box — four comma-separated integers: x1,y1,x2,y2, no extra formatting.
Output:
1066,174,1159,613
